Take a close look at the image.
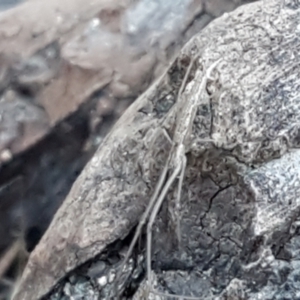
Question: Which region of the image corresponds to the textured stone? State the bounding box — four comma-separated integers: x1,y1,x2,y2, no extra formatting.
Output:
14,0,300,299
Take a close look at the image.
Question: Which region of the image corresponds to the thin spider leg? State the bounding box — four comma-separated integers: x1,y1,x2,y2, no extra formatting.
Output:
175,153,187,247
177,55,199,101
116,59,190,278
114,56,198,296
144,57,222,300
146,160,182,290
162,128,174,146
140,56,198,293
115,156,170,295
147,159,204,300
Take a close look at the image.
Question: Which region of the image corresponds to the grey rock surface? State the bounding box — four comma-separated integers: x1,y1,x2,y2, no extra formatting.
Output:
0,3,256,300
0,0,250,265
12,0,300,299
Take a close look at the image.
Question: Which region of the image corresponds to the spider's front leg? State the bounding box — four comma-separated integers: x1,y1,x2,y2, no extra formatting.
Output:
114,157,170,297
146,144,186,294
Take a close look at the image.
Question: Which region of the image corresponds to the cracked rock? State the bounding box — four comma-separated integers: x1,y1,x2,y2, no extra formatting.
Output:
12,0,300,300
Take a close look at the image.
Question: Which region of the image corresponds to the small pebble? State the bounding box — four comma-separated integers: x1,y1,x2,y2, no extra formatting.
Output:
69,275,77,284
63,282,72,296
97,276,108,287
4,90,16,101
108,271,116,283
96,96,115,117
87,261,107,278
0,149,12,162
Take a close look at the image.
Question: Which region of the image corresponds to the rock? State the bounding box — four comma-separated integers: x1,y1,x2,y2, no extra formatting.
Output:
11,0,300,299
0,0,251,260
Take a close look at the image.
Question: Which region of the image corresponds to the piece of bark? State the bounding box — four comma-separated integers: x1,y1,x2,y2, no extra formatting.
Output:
14,0,300,299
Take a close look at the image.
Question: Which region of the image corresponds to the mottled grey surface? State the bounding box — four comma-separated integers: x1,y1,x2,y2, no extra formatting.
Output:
13,0,300,299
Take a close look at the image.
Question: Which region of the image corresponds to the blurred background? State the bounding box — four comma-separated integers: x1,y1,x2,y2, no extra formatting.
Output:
0,0,23,11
